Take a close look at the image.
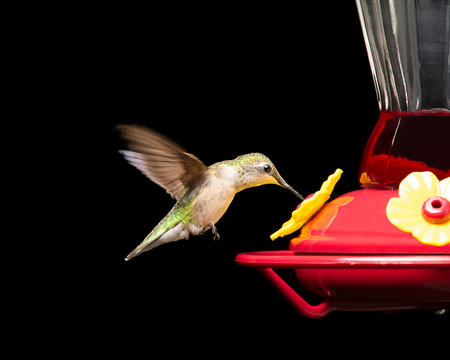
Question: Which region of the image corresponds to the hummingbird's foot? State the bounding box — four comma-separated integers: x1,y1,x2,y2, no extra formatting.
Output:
209,223,220,241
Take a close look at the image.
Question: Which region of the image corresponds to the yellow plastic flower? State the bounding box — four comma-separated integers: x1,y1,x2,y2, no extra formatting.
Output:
386,172,450,246
271,169,343,240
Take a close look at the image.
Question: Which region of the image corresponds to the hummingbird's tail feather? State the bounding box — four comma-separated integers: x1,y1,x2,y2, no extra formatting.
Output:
125,222,189,261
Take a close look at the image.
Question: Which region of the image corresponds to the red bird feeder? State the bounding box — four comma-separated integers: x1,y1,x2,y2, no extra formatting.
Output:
235,0,450,318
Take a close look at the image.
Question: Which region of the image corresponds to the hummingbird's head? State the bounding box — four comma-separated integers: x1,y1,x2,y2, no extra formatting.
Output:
230,153,303,200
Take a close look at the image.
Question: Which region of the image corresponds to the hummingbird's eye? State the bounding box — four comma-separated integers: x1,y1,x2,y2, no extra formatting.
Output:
263,164,271,173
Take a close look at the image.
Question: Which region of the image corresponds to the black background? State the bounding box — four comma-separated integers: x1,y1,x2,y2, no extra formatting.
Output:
25,1,448,357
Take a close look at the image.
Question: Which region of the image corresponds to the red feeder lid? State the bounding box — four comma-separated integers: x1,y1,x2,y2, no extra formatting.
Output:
289,189,450,254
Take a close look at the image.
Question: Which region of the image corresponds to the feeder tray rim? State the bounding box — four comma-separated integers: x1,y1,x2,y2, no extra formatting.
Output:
235,250,450,269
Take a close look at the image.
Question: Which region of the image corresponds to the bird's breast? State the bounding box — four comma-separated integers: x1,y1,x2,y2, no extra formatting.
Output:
191,177,236,227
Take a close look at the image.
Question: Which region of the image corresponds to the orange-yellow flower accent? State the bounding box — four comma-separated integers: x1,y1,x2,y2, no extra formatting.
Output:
386,172,450,246
270,169,343,240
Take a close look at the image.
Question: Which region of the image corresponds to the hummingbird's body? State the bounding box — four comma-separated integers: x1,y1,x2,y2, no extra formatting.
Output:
118,126,302,261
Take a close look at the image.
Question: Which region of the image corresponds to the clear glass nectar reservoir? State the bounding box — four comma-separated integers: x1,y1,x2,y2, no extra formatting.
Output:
356,0,450,188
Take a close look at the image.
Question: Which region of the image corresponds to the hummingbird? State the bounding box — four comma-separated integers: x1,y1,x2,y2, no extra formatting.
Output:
118,125,303,261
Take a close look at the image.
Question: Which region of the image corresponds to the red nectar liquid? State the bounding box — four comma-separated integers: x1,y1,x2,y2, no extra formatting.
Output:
359,110,450,189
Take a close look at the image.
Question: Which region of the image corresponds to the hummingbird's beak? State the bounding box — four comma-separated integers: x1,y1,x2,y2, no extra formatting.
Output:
283,182,304,201
277,177,304,201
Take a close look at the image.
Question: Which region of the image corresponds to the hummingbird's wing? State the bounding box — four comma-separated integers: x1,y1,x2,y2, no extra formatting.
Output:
118,125,208,200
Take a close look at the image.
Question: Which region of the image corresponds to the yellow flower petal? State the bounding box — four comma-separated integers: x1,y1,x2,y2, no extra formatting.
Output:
440,177,450,200
399,171,440,207
270,219,302,240
386,172,450,247
291,192,327,222
319,168,342,192
270,169,343,240
411,221,450,246
386,197,423,231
